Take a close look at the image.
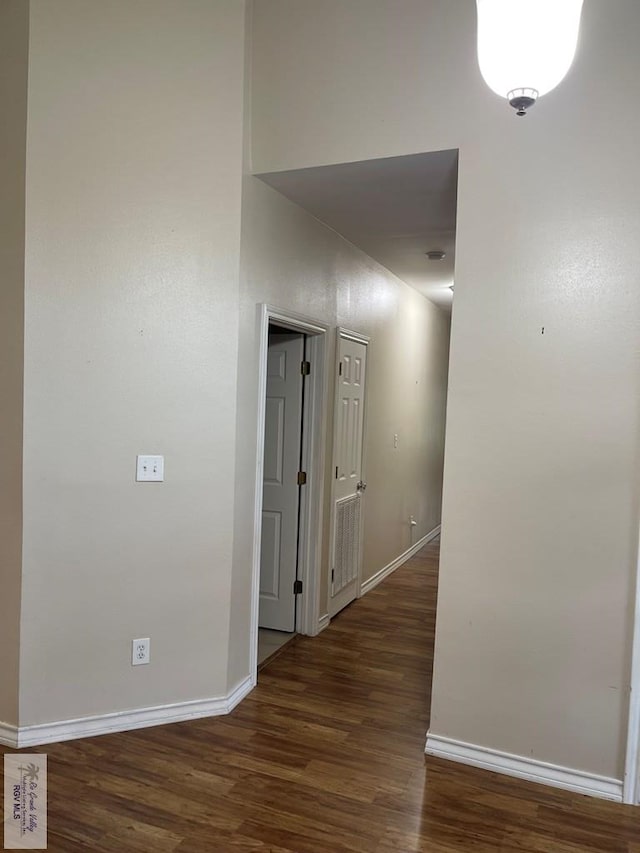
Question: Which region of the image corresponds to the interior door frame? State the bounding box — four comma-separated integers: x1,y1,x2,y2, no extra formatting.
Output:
327,327,370,618
624,528,640,804
250,304,329,676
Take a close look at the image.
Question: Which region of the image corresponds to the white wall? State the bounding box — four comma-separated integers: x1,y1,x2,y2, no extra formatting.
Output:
228,173,450,688
18,0,245,725
0,0,29,728
250,0,640,781
2,0,450,737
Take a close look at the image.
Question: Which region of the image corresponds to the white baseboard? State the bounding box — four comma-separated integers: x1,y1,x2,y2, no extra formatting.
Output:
0,721,19,748
425,732,623,803
1,676,255,749
360,524,441,597
226,675,256,711
317,613,330,633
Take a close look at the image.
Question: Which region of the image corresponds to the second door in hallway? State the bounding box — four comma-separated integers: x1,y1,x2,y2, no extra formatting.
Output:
329,332,368,617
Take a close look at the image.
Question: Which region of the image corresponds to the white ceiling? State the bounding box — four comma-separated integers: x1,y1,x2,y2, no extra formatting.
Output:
257,149,458,309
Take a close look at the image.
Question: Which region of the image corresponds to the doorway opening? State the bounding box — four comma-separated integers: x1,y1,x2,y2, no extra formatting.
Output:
251,305,328,677
258,325,305,664
253,150,457,749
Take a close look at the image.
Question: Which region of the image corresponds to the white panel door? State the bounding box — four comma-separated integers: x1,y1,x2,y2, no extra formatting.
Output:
259,332,304,631
329,333,368,617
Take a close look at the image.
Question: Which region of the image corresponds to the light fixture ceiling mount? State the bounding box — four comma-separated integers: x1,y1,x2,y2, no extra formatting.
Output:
507,87,539,117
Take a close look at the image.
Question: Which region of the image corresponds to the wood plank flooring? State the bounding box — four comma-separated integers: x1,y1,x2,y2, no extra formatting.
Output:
2,538,638,851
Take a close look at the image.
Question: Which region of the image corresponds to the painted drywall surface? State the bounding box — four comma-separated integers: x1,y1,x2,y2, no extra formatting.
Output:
0,0,28,729
250,0,640,780
228,174,450,688
364,288,450,558
438,144,640,778
251,0,474,174
19,0,245,725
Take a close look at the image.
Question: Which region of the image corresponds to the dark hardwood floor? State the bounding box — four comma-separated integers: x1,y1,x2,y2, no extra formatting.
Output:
2,538,638,851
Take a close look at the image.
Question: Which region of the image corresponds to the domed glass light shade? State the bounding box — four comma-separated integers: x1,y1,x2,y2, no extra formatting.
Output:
476,0,584,115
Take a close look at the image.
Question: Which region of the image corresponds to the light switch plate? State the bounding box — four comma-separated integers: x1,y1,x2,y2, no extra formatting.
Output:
136,455,164,482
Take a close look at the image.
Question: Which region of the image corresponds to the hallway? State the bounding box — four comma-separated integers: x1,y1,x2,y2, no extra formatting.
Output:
3,538,637,851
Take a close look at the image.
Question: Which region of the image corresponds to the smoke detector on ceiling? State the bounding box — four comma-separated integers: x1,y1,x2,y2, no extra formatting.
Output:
425,250,446,261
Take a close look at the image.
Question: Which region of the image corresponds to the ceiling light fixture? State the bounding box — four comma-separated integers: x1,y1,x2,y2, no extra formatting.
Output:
426,250,446,261
476,0,584,116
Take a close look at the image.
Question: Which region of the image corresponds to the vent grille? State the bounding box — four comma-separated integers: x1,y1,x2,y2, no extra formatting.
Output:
333,495,360,594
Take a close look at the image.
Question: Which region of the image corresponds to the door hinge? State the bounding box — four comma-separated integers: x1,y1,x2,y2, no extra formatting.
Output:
331,569,335,583
301,360,311,376
297,471,307,486
338,361,343,376
293,579,303,595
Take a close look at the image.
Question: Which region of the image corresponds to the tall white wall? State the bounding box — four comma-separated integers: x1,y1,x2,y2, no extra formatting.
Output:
0,0,29,729
250,0,640,781
19,0,245,725
3,0,450,738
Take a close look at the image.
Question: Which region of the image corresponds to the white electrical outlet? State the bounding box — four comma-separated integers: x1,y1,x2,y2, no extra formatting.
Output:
393,433,399,449
132,637,150,666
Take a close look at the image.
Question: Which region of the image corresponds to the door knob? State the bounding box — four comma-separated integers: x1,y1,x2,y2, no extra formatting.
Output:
357,480,367,492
